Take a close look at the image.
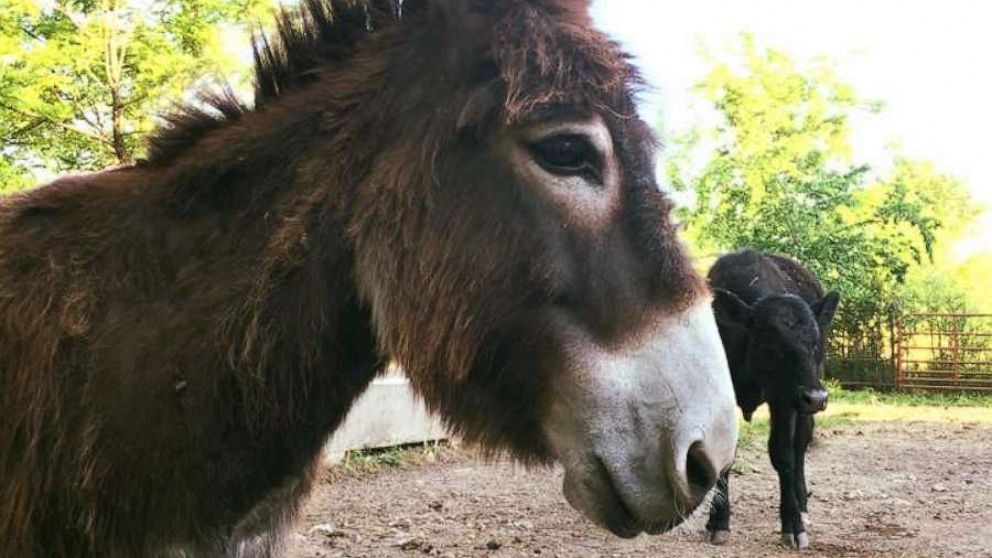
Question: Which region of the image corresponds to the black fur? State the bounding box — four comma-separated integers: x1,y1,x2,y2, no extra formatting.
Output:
705,249,840,548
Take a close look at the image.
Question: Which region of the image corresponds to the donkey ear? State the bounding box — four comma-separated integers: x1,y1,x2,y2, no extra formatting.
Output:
711,288,753,331
811,291,841,333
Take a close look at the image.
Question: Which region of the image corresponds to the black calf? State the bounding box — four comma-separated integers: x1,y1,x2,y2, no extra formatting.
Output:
706,249,839,549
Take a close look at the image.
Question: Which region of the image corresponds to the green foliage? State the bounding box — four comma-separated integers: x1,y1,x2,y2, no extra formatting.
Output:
734,417,770,451
338,441,447,475
734,380,992,453
950,254,992,313
889,160,988,315
0,156,31,192
667,35,976,334
0,0,270,184
342,446,409,470
829,384,992,408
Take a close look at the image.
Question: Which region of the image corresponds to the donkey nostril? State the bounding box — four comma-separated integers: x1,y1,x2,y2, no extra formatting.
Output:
686,441,717,494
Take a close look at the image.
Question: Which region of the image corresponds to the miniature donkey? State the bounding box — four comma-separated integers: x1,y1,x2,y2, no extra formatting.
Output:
706,249,840,549
0,1,739,556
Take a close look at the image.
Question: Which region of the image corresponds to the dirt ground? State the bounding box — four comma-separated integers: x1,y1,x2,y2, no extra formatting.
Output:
288,420,992,558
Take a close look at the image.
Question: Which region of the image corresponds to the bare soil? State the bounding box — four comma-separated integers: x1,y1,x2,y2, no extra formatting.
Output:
289,420,992,558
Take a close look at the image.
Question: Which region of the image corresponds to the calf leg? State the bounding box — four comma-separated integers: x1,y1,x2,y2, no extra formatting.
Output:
769,406,808,549
706,469,732,545
794,414,814,528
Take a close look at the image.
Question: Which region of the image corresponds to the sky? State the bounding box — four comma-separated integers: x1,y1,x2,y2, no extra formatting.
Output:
589,0,992,256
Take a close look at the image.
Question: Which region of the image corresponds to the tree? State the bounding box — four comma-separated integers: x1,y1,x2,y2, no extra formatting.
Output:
666,35,972,332
950,253,992,313
0,0,270,185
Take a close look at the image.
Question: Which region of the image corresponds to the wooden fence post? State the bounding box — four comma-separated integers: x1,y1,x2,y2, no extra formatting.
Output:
951,316,961,388
893,313,902,390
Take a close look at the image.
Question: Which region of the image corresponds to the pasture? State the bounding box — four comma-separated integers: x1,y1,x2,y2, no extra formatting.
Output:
289,391,992,558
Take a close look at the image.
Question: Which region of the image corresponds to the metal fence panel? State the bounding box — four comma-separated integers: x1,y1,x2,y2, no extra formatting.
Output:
895,313,992,392
827,313,992,393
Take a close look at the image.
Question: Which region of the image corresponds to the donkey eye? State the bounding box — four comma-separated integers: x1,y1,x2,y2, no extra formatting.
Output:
529,135,601,181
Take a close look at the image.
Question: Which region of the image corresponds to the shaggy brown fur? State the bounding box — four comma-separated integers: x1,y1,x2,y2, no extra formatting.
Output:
0,1,704,556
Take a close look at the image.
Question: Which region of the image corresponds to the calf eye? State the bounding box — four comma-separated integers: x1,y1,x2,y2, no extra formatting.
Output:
529,135,602,181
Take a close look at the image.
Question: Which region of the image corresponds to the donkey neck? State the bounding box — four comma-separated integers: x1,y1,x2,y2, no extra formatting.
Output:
139,87,385,431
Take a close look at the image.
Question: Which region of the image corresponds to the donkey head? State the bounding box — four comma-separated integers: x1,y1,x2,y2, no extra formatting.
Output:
337,0,738,536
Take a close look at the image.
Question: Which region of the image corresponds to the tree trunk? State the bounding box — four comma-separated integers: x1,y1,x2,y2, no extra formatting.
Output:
105,0,131,165
110,88,130,164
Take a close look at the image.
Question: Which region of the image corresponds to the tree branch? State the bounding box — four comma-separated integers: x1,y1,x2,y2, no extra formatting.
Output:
0,102,114,147
19,25,44,42
1,118,46,141
51,5,85,29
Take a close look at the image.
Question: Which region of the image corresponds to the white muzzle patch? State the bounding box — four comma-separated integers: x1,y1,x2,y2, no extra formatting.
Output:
543,298,738,535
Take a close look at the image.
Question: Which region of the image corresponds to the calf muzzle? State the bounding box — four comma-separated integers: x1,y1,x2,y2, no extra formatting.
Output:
796,387,828,414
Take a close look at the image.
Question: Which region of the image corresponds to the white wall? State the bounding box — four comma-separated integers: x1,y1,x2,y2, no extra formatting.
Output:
322,367,448,464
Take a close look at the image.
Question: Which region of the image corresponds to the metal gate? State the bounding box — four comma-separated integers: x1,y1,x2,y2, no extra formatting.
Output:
895,313,992,392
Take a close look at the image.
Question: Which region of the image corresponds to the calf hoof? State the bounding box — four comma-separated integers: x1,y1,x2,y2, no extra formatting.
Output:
708,529,731,545
801,512,811,529
781,531,810,550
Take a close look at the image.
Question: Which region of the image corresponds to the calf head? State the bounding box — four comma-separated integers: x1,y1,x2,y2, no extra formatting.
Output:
713,290,840,414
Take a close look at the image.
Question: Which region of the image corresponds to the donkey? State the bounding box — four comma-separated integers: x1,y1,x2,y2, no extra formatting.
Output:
705,249,839,550
0,1,739,556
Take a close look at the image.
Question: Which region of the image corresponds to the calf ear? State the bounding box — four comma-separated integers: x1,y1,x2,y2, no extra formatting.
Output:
711,288,753,331
812,291,841,333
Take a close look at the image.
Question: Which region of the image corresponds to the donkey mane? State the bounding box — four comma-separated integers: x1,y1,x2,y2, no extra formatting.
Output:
145,0,378,164
144,0,635,165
